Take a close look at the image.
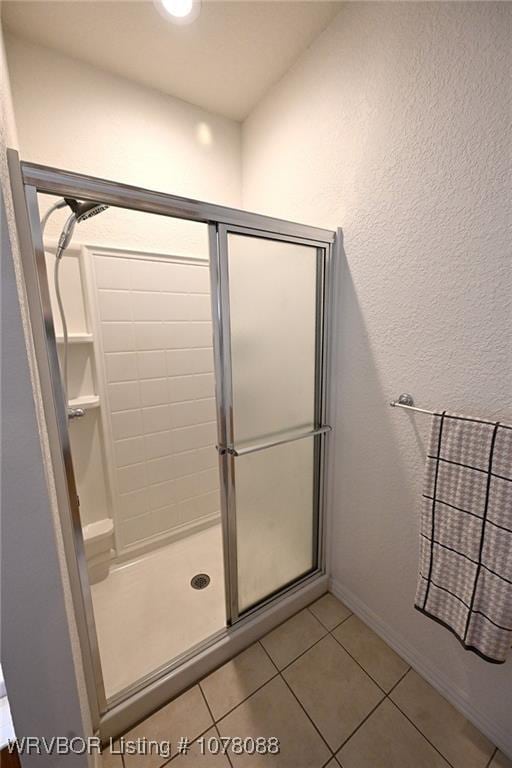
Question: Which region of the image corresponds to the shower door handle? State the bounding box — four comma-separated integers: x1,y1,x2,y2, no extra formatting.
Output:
216,425,332,458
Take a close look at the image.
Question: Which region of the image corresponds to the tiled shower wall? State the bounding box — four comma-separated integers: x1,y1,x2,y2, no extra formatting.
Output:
93,252,220,554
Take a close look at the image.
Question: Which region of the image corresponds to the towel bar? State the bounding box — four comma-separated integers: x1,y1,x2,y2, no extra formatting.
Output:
390,393,511,430
217,425,332,457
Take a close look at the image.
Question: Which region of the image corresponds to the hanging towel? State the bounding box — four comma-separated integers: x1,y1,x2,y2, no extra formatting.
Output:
415,412,512,663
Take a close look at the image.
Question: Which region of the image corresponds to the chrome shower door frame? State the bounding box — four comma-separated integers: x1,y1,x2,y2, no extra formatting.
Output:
211,223,333,623
8,150,337,736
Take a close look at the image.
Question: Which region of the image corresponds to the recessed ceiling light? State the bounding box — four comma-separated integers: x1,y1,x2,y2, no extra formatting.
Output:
157,0,201,24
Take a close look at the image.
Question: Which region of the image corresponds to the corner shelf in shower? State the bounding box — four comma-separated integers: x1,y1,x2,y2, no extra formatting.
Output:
56,333,94,344
68,395,100,410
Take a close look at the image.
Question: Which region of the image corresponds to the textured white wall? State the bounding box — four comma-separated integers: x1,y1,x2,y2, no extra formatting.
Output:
4,32,242,554
243,1,512,754
5,33,242,255
0,18,18,149
1,17,93,764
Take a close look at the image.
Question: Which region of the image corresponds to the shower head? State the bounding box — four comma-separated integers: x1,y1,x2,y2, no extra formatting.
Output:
56,198,109,254
64,198,109,223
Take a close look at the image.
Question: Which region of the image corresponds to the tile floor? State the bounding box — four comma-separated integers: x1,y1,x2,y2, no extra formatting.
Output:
103,592,511,768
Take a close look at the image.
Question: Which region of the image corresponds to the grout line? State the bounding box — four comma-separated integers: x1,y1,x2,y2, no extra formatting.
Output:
115,451,218,477
278,633,328,672
305,604,354,633
210,666,278,722
113,398,216,416
207,657,281,723
159,719,216,767
324,630,411,760
104,320,212,325
99,291,210,298
106,346,213,354
328,625,389,696
258,641,335,760
279,672,335,760
193,640,282,725
199,598,387,761
106,347,213,358
197,681,216,726
213,723,235,768
385,699,455,768
197,684,236,767
328,622,456,768
385,665,411,696
257,640,280,674
325,614,354,632
335,696,384,755
200,626,347,731
268,599,459,768
325,613,412,697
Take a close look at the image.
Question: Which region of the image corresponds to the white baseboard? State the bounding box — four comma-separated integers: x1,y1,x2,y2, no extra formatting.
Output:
329,577,512,759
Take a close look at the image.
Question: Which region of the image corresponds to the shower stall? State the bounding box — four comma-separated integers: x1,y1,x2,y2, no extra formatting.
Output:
8,151,337,738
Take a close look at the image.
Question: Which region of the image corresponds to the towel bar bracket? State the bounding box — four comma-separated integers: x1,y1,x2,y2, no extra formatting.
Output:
392,393,414,408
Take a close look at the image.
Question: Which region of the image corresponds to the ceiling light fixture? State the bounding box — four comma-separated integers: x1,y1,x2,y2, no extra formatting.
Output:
157,0,201,24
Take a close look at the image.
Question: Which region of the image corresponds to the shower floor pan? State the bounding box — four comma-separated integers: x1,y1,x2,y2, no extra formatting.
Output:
90,523,225,698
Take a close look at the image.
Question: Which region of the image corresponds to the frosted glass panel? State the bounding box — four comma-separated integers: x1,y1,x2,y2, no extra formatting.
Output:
228,234,317,443
236,440,315,612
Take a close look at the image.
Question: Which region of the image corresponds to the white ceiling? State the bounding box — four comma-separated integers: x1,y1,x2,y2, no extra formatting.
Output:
2,1,341,121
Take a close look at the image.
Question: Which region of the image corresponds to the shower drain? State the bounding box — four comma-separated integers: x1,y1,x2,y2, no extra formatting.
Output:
191,573,210,590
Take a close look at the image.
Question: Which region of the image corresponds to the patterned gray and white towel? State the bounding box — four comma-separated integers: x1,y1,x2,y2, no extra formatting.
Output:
415,411,512,663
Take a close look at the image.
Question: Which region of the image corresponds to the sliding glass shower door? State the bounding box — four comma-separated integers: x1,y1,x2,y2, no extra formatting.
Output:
213,226,331,619
13,152,334,729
